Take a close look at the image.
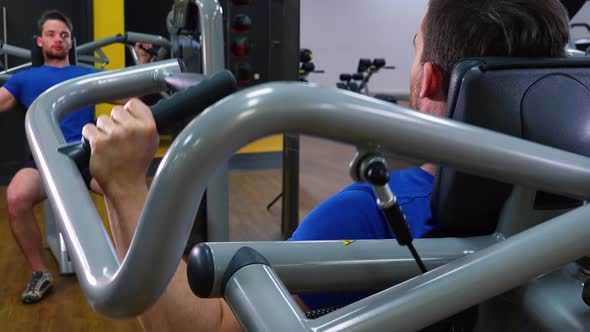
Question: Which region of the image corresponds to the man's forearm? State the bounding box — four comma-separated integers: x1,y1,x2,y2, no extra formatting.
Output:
103,184,148,260
103,185,242,332
140,261,242,332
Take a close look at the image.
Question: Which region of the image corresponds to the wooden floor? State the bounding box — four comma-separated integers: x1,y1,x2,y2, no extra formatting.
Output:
0,135,356,331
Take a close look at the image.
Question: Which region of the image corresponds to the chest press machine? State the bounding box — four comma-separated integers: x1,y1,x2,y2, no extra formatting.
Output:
24,51,590,331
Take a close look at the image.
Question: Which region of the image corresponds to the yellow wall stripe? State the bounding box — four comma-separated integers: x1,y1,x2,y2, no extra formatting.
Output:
93,0,125,117
155,134,283,158
238,135,283,154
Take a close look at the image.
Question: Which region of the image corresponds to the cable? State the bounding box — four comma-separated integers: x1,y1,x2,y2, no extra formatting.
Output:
407,242,428,273
363,155,428,273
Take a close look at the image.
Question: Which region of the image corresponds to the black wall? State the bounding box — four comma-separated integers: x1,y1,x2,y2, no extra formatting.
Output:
124,0,172,65
124,0,171,37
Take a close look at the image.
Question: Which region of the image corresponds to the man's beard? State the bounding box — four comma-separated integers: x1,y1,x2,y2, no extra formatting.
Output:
44,50,68,61
409,76,421,109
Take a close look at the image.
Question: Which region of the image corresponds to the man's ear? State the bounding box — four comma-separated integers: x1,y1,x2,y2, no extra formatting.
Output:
419,62,443,98
36,36,42,48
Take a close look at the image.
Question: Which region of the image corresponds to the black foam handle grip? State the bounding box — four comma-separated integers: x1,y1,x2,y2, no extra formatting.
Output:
65,70,238,170
151,69,237,129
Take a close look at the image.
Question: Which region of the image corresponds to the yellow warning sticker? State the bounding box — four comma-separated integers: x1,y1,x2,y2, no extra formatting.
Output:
342,240,355,246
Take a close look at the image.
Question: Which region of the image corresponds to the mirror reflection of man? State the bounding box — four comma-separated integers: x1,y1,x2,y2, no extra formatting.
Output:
0,9,152,304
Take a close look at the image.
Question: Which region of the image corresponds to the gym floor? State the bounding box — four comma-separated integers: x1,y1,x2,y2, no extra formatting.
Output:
0,135,355,331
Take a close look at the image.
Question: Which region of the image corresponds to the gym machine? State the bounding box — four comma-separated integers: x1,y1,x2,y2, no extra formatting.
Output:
336,58,397,103
25,0,590,329
25,53,590,331
298,48,324,82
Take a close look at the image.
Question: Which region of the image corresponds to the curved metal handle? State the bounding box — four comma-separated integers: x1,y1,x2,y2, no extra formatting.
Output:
25,59,184,318
25,0,228,319
126,31,172,49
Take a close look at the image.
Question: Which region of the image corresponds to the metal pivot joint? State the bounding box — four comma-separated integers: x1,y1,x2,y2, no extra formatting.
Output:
358,155,413,245
356,154,427,273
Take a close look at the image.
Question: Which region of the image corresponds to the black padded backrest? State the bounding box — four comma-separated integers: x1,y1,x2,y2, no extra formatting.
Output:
31,36,77,67
431,57,590,237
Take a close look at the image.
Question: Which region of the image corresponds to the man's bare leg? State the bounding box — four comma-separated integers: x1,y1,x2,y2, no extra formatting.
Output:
7,167,53,303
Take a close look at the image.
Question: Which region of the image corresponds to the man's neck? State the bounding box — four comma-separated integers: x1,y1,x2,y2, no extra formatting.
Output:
43,58,70,68
416,100,447,177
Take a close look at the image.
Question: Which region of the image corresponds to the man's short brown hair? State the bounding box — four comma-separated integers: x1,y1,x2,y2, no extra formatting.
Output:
37,9,73,35
422,0,570,95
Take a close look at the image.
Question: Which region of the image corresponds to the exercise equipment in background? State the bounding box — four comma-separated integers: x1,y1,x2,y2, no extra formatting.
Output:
299,48,324,82
337,58,397,104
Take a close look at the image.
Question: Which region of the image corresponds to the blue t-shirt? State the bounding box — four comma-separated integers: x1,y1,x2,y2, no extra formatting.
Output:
4,65,96,142
290,167,435,310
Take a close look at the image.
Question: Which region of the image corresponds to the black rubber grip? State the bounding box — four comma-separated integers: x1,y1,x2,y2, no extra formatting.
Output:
151,69,237,129
63,70,237,171
187,243,215,298
221,247,270,295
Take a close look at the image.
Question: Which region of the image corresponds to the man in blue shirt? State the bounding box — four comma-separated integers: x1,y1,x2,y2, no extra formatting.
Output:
290,168,435,309
0,10,87,305
0,10,152,304
81,0,570,330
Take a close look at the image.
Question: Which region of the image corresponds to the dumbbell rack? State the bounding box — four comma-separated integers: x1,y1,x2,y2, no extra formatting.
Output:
220,0,301,239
